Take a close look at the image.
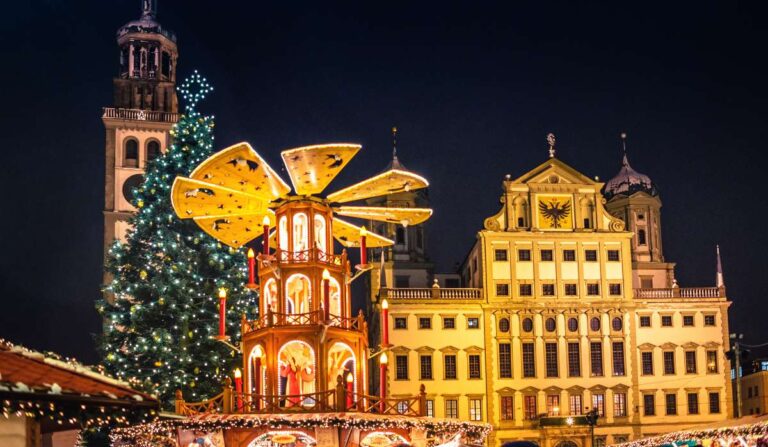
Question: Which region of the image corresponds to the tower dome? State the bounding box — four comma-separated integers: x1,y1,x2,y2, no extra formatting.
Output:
604,152,658,200
117,0,176,42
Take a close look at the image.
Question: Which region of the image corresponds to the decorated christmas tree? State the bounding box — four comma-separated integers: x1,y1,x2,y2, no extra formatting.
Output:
97,72,255,407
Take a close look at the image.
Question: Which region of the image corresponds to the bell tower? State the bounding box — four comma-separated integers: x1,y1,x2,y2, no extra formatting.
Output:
103,0,179,253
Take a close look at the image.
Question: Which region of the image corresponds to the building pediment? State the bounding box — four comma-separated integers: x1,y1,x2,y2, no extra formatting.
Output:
464,345,484,353
497,387,517,394
589,385,607,392
544,386,563,393
415,346,435,354
439,346,460,353
520,386,540,394
567,385,585,393
703,341,721,349
681,342,699,349
512,158,599,187
390,346,411,354
638,343,656,350
660,342,678,350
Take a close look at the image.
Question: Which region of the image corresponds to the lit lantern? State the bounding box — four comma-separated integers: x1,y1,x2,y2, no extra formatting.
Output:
359,226,368,265
233,368,243,412
381,299,389,347
246,248,256,288
322,269,331,321
217,288,227,339
262,215,270,254
379,352,388,412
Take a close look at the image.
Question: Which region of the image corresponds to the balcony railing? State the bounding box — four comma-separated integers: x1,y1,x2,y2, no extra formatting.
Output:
102,107,179,123
634,286,725,299
275,248,344,266
379,287,483,300
241,310,366,335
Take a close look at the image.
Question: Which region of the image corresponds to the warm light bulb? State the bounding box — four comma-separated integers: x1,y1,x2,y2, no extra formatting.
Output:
360,226,367,237
254,345,264,358
380,352,388,364
234,368,242,378
346,374,354,383
381,299,389,310
322,269,331,281
262,215,270,226
247,248,255,258
218,288,227,299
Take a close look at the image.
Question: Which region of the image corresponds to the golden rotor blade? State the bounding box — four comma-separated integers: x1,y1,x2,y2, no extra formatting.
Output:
193,211,276,249
334,206,433,226
171,177,270,219
280,143,361,196
332,217,394,248
189,142,292,201
325,169,429,203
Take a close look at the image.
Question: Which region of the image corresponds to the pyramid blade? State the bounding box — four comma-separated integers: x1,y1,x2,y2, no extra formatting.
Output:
332,217,394,248
281,144,361,196
335,206,433,226
189,142,291,201
171,177,270,219
325,169,429,203
193,211,276,249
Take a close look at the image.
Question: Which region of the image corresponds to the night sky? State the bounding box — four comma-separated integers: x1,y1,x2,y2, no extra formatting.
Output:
1,1,766,363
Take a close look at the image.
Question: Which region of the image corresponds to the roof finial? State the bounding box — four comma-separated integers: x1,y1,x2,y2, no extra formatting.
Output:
392,126,398,161
716,244,725,288
142,0,157,18
620,132,629,167
547,133,556,158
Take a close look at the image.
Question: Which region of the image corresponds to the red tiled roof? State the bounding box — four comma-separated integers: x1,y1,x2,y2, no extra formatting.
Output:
0,340,155,402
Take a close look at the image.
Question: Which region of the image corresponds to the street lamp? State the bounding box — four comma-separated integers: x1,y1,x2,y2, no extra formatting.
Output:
584,408,599,447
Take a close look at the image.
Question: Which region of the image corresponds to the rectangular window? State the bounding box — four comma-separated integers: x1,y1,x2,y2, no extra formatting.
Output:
444,355,457,379
590,342,604,377
443,317,455,329
709,392,721,413
445,399,458,418
468,354,482,379
545,343,559,377
569,394,583,415
394,317,407,329
685,351,697,374
395,355,408,380
612,342,625,376
607,250,620,261
609,283,622,295
640,277,653,288
661,315,673,327
519,284,532,296
614,393,627,417
426,399,434,417
642,352,654,375
499,343,512,378
568,342,581,377
542,284,555,296
585,250,598,262
419,317,432,329
664,351,676,375
592,393,605,417
467,317,480,329
494,249,508,261
704,315,716,326
688,393,699,415
546,394,560,416
565,284,577,296
395,275,410,288
683,315,694,326
666,393,677,415
500,396,514,420
563,249,576,261
420,355,433,380
522,342,536,378
524,395,537,420
540,249,553,261
587,283,600,295
707,350,719,373
640,316,651,327
496,283,510,296
469,398,482,421
518,249,531,261
644,394,655,416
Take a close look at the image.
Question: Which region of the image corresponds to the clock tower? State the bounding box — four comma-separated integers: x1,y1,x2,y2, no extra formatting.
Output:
102,0,179,253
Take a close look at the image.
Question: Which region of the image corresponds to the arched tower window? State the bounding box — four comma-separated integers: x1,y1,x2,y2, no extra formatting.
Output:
277,341,316,404
124,139,139,167
263,278,278,312
293,213,308,252
514,197,528,228
285,274,311,314
278,216,288,251
326,277,342,317
146,140,161,162
314,214,327,253
327,342,356,394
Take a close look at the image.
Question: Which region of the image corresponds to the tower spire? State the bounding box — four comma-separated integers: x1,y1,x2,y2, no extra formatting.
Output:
620,132,629,166
716,244,725,288
142,0,157,18
547,133,556,158
392,126,398,161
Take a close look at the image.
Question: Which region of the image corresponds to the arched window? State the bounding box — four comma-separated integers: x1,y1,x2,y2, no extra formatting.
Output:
124,139,139,167
522,317,533,333
146,140,161,162
263,278,277,311
277,341,316,404
327,277,342,317
285,274,311,314
293,213,308,252
327,342,355,393
279,216,288,251
314,214,327,253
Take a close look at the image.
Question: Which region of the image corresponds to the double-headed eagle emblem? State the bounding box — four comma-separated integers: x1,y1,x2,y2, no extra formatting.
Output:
538,199,571,228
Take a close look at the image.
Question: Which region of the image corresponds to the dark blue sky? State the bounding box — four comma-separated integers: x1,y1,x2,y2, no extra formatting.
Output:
1,1,766,362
